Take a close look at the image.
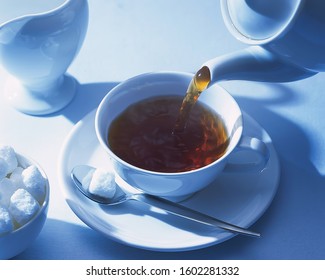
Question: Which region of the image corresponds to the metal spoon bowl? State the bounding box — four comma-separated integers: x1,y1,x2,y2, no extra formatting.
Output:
71,165,261,238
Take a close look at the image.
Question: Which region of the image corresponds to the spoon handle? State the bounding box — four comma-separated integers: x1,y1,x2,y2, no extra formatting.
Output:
133,193,260,238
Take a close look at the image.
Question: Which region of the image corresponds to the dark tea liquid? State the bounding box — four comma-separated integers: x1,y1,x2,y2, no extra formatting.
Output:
108,96,229,173
174,66,211,133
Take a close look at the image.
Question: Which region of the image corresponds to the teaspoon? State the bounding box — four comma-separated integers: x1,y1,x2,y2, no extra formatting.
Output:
71,165,261,238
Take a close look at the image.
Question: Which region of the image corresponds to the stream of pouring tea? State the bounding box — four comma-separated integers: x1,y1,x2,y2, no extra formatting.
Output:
173,66,211,133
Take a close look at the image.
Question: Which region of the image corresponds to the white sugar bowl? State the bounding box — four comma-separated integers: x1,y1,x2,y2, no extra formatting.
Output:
0,151,49,259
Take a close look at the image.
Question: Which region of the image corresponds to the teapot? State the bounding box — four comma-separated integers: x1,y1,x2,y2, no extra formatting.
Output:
203,0,325,83
0,0,88,115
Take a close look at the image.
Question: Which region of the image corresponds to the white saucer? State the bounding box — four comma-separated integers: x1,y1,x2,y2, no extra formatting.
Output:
58,109,280,252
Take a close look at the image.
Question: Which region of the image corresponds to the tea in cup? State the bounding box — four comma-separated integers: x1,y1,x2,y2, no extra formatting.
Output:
95,72,269,200
108,95,229,173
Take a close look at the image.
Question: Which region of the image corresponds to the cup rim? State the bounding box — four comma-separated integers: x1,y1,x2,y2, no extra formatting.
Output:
95,71,243,176
220,0,305,45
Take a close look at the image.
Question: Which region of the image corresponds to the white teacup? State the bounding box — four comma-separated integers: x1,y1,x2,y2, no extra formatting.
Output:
95,72,269,200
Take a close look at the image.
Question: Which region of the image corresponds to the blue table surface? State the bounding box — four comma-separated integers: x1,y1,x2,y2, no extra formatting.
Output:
0,0,324,260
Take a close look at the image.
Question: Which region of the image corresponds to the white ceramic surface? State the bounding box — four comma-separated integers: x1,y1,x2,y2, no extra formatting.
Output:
58,109,280,252
222,0,302,43
0,153,49,259
202,0,325,86
0,0,89,115
95,72,269,200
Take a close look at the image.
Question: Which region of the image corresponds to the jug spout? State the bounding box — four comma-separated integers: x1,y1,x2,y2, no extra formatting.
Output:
0,20,26,44
203,46,316,84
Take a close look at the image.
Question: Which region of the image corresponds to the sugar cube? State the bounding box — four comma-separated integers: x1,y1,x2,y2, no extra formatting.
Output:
22,165,46,204
0,146,47,234
9,167,24,189
0,178,19,208
0,158,9,179
9,189,40,226
88,169,116,199
0,145,18,174
0,206,14,236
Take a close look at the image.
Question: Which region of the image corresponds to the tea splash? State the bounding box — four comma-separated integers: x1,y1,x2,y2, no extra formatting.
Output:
173,66,211,133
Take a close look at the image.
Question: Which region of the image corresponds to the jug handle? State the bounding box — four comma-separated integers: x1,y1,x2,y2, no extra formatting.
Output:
203,46,316,83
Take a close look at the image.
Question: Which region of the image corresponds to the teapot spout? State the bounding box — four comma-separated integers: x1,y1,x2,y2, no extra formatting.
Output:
203,46,316,84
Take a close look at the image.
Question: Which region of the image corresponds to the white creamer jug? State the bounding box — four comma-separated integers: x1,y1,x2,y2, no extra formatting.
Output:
0,0,88,115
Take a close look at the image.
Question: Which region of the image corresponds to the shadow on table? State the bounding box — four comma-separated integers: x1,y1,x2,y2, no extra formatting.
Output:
12,218,259,260
233,82,325,260
45,81,119,124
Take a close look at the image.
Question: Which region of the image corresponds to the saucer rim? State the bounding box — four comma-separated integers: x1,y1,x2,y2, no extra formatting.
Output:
58,109,280,252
